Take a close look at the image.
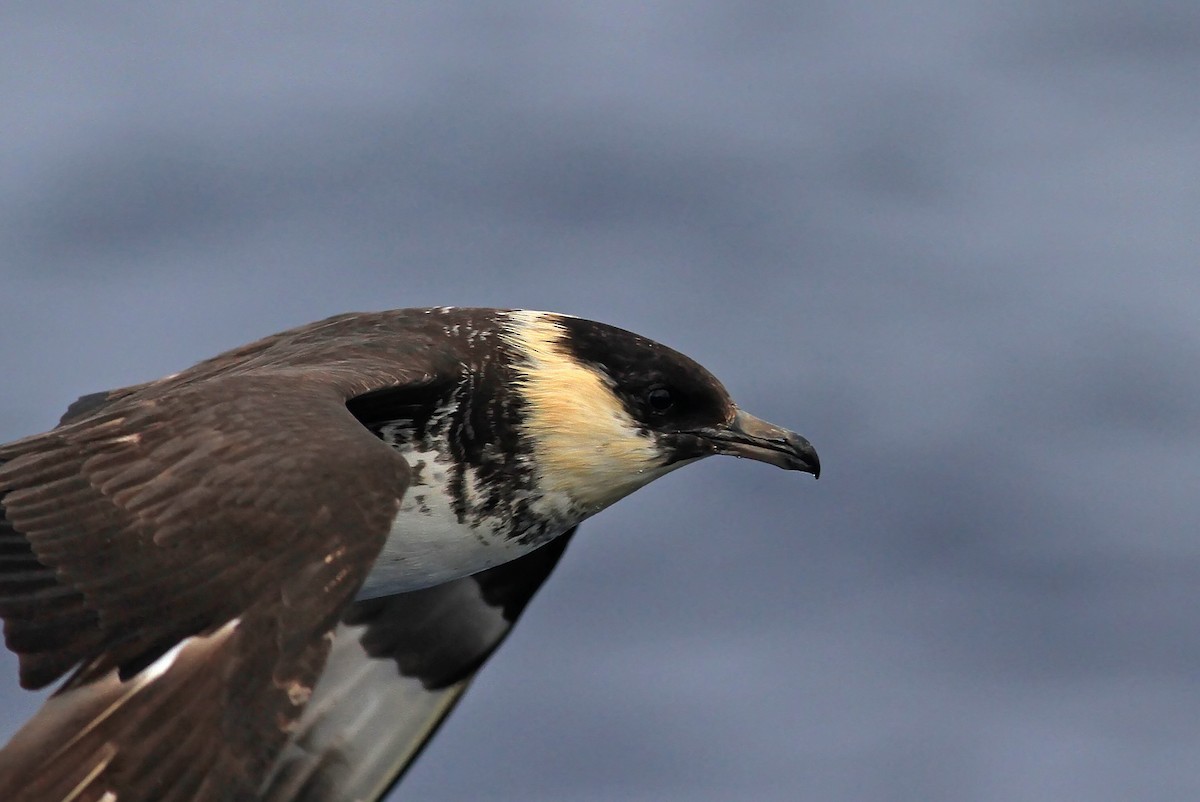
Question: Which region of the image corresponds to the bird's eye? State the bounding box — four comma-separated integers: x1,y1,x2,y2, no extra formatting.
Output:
646,386,674,413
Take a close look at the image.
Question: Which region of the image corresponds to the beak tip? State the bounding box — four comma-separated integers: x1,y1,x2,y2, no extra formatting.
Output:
789,435,821,478
699,410,821,478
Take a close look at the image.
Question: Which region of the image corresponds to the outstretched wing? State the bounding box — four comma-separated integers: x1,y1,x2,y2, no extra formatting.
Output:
0,370,417,801
263,530,575,802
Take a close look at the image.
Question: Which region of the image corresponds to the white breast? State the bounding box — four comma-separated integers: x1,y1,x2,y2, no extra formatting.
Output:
356,450,556,600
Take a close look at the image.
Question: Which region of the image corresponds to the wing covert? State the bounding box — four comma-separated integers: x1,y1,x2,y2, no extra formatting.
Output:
1,374,409,690
0,365,433,800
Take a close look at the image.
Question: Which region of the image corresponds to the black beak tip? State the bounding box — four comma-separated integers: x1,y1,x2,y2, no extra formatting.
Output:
698,411,821,478
790,434,821,478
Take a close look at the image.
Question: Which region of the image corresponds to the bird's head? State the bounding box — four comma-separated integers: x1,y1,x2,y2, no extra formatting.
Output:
501,311,819,517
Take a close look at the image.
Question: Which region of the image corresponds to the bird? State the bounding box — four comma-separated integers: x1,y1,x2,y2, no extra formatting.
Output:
0,307,819,802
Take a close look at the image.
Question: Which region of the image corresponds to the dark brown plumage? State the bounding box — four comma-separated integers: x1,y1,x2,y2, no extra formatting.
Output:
0,308,818,801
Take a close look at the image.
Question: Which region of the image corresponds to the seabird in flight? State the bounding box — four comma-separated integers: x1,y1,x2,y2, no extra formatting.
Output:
0,307,819,801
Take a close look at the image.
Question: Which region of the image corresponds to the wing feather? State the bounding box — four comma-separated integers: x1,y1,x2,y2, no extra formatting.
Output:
0,363,437,798
0,310,559,800
263,531,575,802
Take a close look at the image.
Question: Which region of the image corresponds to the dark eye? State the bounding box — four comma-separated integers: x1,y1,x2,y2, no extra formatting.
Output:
646,386,674,413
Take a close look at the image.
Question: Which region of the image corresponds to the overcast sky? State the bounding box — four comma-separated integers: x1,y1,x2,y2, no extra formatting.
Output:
2,3,1198,800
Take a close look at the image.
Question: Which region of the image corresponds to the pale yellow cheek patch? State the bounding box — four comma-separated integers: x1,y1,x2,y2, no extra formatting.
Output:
502,311,667,513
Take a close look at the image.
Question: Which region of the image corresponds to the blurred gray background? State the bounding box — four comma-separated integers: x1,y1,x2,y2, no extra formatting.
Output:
2,3,1197,800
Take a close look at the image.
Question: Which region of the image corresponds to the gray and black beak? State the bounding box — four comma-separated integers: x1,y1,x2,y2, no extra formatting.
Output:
692,409,820,477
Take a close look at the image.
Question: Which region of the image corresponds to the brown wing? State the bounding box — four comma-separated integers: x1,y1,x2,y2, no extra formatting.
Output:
0,372,414,801
262,531,575,802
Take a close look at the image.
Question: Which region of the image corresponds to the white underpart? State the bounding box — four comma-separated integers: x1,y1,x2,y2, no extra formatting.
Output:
358,449,541,599
359,310,687,599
